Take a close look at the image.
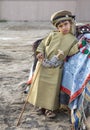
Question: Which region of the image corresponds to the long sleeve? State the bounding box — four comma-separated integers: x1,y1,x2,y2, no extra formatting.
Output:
68,40,79,56
36,32,53,54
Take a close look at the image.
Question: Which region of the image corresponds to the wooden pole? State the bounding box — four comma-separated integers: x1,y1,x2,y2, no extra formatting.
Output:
17,61,41,126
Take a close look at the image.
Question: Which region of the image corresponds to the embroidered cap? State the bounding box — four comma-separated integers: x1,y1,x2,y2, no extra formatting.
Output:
51,10,75,27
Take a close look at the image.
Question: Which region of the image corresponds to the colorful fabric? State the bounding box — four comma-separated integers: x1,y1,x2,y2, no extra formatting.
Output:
42,56,63,68
60,42,90,129
71,81,90,129
61,43,90,104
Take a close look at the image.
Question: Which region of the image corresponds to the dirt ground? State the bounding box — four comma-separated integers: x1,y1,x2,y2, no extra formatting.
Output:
0,21,88,130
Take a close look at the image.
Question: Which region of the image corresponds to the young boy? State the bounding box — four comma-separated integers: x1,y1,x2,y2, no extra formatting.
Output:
24,10,80,118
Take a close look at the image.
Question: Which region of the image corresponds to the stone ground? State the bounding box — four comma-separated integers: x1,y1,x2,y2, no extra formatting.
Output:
0,21,89,130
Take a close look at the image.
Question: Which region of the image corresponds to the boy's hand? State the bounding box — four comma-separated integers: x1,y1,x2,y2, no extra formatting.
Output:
56,49,64,58
37,53,44,60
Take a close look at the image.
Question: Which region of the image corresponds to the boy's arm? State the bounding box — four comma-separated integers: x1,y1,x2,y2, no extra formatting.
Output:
36,33,53,60
68,41,79,56
36,32,52,54
36,38,46,54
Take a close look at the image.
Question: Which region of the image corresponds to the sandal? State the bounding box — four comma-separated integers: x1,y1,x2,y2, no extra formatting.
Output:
45,110,56,118
36,108,46,115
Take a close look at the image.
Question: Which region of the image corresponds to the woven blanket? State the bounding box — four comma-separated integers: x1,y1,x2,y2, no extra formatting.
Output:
60,43,90,129
61,44,90,105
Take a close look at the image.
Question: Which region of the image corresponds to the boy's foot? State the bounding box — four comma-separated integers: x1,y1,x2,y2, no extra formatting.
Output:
45,110,56,118
36,108,46,115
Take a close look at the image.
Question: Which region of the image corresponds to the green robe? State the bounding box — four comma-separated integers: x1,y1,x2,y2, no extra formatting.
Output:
28,31,79,110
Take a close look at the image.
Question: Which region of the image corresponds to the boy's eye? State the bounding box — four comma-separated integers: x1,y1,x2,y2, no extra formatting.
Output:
58,22,68,28
64,22,68,26
59,25,63,28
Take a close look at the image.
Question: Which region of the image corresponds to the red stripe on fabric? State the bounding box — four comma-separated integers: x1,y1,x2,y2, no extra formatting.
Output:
60,86,71,95
27,74,34,85
69,74,90,102
69,87,84,102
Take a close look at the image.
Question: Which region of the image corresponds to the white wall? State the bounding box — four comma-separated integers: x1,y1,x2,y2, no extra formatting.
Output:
0,0,76,21
76,0,90,22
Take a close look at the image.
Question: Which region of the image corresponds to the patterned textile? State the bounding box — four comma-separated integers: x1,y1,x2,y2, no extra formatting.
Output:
61,43,90,103
60,43,90,129
42,56,63,68
70,81,90,130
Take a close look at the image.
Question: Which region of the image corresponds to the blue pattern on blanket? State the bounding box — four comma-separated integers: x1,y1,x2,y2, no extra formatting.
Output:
61,44,90,104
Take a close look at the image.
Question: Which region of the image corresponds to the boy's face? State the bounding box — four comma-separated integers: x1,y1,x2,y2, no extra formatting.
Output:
57,20,71,35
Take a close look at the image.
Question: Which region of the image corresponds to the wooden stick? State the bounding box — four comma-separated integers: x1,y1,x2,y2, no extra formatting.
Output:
17,61,42,126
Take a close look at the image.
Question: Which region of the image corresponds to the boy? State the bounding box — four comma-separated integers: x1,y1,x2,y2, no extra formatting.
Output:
27,10,79,118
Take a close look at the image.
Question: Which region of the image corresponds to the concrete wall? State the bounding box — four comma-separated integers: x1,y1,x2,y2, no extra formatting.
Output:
0,0,76,21
76,0,90,22
0,0,90,22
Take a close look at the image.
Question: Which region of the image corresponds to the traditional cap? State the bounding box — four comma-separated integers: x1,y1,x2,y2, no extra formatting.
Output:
51,10,75,27
84,33,90,39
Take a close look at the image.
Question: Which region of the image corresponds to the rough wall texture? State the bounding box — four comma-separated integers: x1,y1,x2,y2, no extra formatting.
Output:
0,0,76,21
0,0,90,23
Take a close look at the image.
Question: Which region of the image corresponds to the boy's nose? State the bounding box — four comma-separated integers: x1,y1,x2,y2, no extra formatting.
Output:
62,25,66,29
